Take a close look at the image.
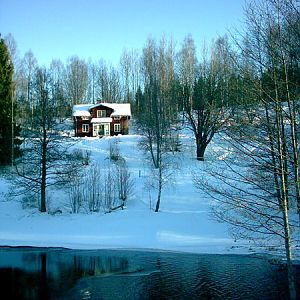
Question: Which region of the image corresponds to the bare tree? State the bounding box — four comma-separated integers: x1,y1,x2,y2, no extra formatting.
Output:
177,34,198,114
4,33,19,68
195,1,300,299
87,60,100,103
68,176,84,213
136,37,178,212
85,163,103,212
119,48,142,104
66,56,88,105
120,49,132,103
19,50,38,123
107,139,133,208
14,68,84,213
114,159,133,204
103,168,118,212
179,36,234,160
98,60,122,102
49,59,67,119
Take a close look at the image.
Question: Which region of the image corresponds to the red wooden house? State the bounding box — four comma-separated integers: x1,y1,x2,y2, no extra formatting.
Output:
73,103,131,137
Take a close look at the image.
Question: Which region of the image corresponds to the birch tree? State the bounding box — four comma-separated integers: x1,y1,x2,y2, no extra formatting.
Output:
49,59,67,119
19,50,37,123
120,48,142,104
195,1,300,299
136,37,177,212
66,56,88,105
98,60,122,102
87,60,100,103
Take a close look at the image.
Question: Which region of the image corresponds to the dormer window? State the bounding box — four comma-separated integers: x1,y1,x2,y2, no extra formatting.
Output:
114,116,121,121
97,110,106,118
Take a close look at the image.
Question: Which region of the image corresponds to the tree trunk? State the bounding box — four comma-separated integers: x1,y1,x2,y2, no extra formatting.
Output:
155,168,162,212
196,139,207,161
155,185,162,212
282,199,297,300
281,28,300,231
40,128,47,213
275,94,297,300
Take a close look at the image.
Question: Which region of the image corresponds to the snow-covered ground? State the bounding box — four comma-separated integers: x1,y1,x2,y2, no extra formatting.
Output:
0,128,274,254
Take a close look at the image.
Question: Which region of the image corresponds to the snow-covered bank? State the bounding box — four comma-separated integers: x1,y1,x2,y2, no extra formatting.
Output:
0,132,282,255
0,199,240,254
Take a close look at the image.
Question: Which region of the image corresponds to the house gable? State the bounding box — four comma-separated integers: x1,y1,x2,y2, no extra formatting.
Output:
90,104,114,119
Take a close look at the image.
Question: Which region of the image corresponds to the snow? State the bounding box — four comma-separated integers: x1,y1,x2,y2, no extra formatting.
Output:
72,104,93,117
101,103,131,117
72,103,131,117
0,128,264,254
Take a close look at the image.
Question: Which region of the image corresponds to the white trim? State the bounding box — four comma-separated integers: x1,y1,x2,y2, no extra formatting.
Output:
82,124,89,133
91,117,112,123
97,109,106,118
114,123,121,132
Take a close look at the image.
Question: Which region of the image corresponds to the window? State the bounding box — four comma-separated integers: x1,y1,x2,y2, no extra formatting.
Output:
114,116,121,121
97,110,106,118
82,124,89,133
114,123,121,132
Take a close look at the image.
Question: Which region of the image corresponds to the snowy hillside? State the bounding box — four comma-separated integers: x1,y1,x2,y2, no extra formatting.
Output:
0,129,260,254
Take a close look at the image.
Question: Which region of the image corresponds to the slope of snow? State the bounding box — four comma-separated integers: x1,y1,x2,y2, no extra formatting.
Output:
0,130,259,254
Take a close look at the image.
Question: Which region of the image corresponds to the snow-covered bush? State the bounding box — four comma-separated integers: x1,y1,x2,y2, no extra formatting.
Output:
108,139,121,162
66,159,133,214
68,177,84,213
85,164,103,212
114,159,133,203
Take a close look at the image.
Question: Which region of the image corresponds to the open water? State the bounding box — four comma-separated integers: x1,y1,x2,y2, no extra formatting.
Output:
0,247,299,299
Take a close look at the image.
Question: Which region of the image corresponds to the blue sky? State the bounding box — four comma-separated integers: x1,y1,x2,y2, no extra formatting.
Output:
0,0,246,66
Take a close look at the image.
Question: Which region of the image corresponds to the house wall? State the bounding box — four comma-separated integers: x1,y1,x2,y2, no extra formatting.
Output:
111,117,130,136
74,117,92,137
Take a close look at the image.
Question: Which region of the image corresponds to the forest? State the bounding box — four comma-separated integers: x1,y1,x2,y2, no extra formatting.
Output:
0,0,300,299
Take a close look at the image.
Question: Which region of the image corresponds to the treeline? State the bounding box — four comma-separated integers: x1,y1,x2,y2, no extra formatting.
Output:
3,0,298,166
3,0,298,162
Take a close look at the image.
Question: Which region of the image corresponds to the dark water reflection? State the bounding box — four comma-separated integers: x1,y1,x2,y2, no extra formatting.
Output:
0,247,299,299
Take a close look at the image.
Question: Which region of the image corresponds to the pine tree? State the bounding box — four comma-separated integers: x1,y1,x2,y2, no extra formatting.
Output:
0,37,15,165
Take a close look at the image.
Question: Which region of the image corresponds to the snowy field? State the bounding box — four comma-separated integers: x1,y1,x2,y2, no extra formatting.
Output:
0,128,278,255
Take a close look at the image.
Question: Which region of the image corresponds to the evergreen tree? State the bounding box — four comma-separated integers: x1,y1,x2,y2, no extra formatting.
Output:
0,37,19,165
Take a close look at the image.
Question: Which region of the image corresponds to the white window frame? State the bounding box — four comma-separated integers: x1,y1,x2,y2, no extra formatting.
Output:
114,116,121,121
93,123,110,137
97,110,106,118
82,124,89,133
114,123,121,133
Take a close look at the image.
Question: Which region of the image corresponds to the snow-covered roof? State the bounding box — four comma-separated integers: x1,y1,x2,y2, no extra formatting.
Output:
72,104,93,117
91,117,113,123
72,103,131,117
100,103,131,117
